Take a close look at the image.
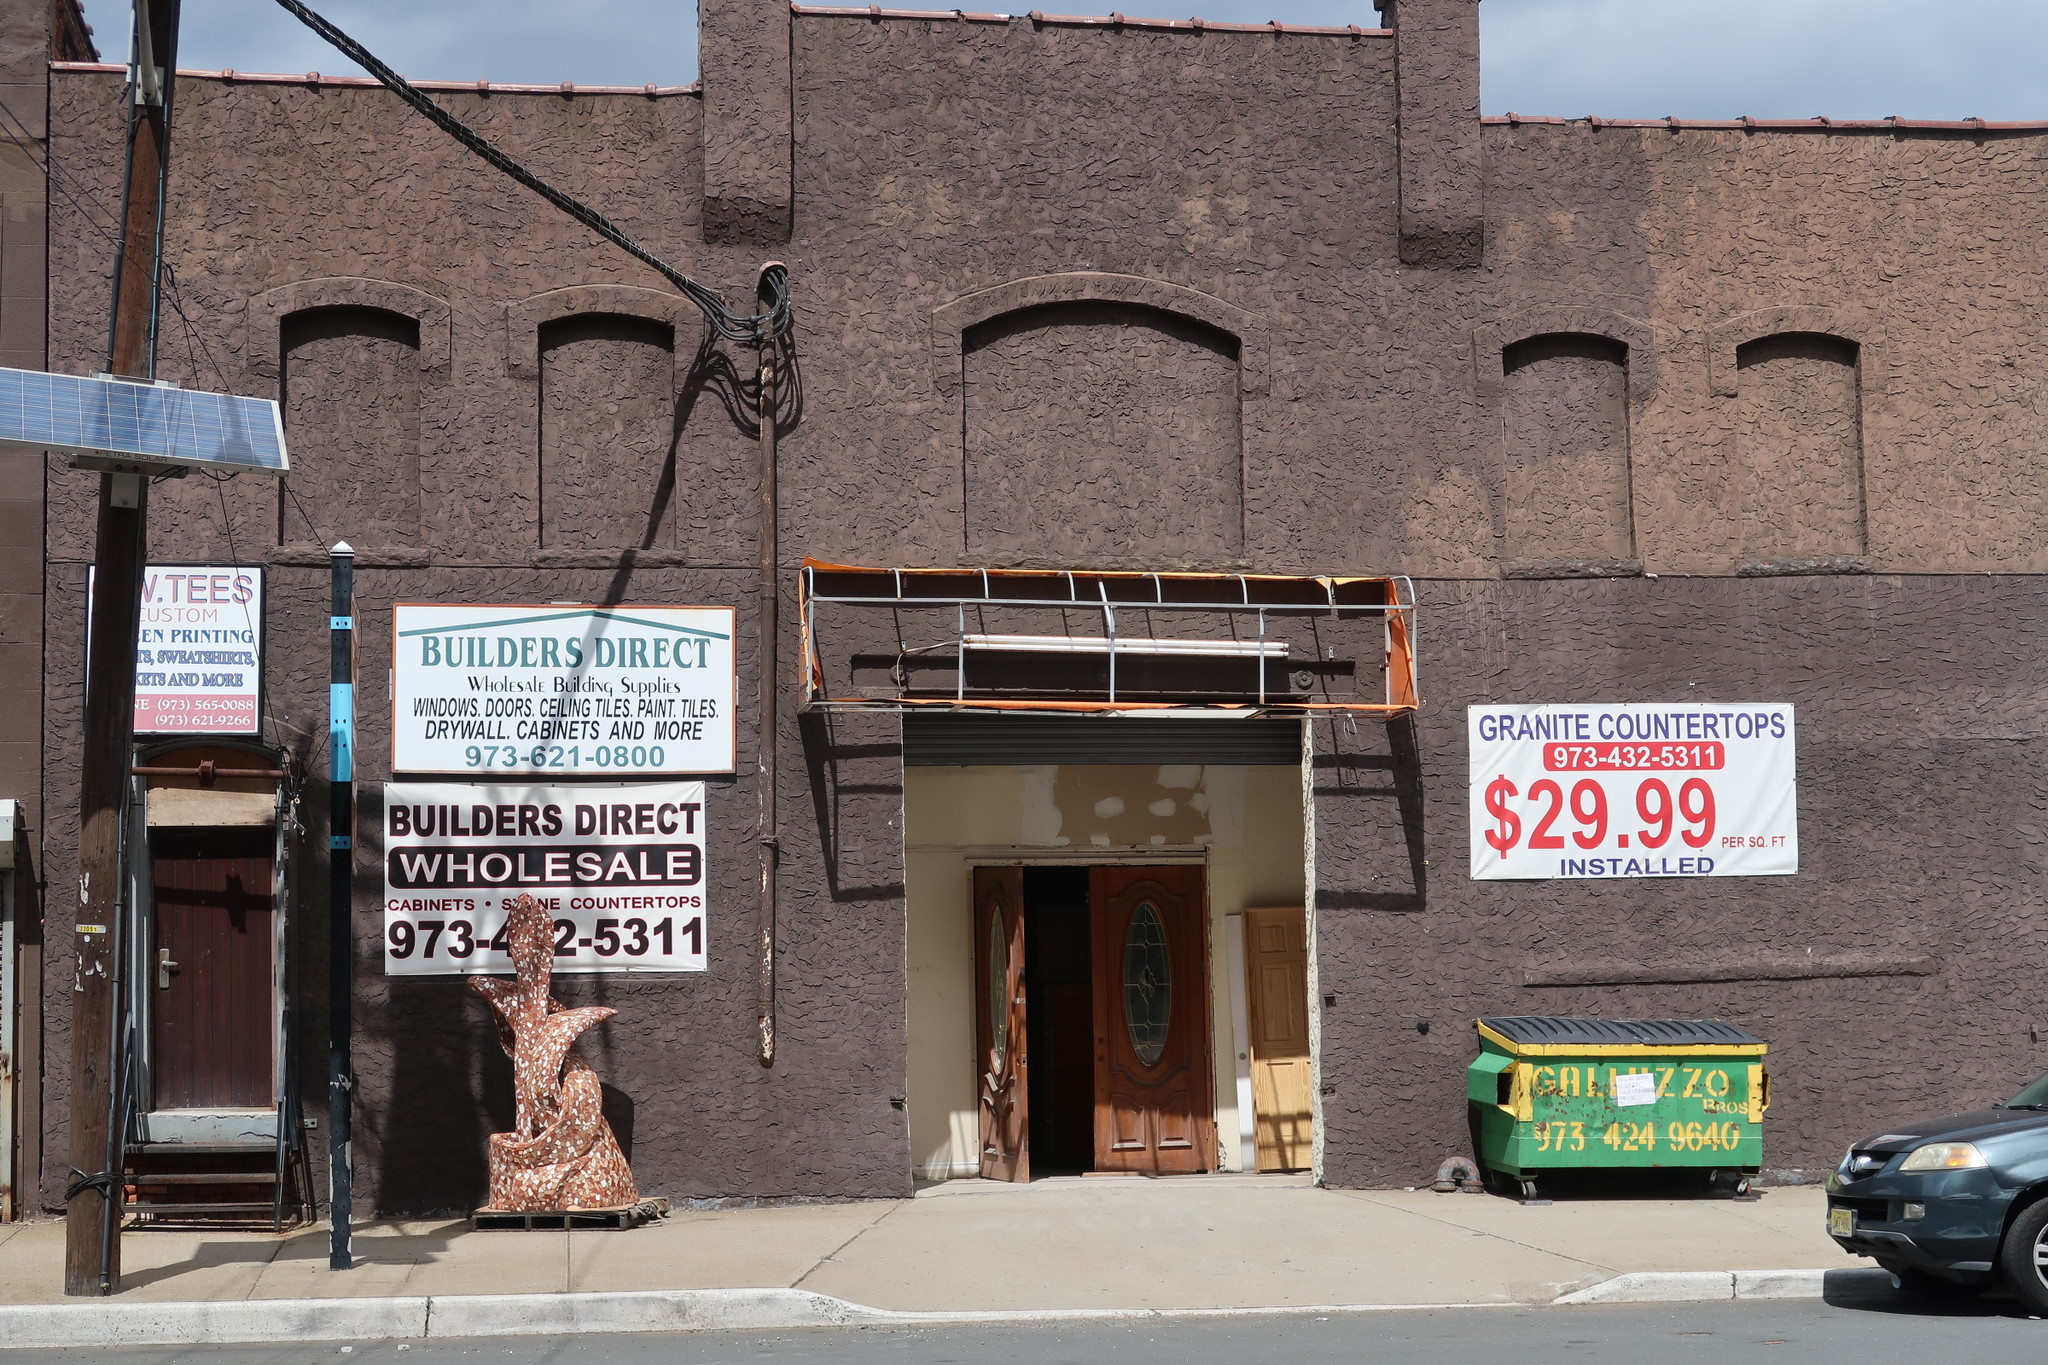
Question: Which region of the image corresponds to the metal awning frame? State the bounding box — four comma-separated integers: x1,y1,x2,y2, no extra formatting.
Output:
797,560,1420,718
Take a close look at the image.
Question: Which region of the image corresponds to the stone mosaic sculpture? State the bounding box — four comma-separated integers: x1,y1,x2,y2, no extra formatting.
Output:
469,893,639,1211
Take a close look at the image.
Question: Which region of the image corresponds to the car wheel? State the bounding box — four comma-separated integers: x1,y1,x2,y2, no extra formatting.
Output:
1998,1198,2048,1314
1888,1266,1985,1302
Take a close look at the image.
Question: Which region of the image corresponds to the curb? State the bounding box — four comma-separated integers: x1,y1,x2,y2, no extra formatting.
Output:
427,1288,893,1338
1554,1267,1894,1306
0,1291,1506,1350
0,1271,1892,1350
0,1297,432,1351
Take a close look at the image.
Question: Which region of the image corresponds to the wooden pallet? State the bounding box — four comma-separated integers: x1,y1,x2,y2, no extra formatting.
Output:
470,1196,671,1231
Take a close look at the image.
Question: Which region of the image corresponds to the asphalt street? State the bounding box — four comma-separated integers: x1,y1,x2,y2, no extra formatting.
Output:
16,1292,2048,1365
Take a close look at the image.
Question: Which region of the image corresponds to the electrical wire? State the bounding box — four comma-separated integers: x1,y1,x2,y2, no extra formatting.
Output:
267,0,791,346
282,479,329,545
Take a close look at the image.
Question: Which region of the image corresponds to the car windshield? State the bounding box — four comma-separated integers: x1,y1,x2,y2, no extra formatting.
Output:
2003,1072,2048,1109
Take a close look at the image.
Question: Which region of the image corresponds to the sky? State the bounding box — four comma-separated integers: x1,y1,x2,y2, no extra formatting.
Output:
72,0,2048,120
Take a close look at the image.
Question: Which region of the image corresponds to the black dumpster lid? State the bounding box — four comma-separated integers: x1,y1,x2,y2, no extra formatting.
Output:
1477,1016,1765,1050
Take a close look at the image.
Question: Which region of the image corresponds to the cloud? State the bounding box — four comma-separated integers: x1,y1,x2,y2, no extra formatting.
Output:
75,0,2048,116
1481,0,2048,120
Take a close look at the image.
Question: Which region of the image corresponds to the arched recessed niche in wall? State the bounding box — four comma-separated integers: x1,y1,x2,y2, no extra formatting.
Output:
1472,307,1654,576
247,277,448,549
1711,306,1878,573
537,314,678,550
1501,333,1633,564
1735,332,1866,565
506,285,699,553
933,273,1266,571
964,302,1238,567
279,306,423,546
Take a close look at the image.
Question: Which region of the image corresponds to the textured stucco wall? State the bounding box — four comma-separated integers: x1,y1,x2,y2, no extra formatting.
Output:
1312,575,2046,1187
1514,121,2048,578
25,6,2048,1207
36,72,907,1213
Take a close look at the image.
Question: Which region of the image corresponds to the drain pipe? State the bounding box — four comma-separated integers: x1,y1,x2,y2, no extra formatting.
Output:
755,263,783,1069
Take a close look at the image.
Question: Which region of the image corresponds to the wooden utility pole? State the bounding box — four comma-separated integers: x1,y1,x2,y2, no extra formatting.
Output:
67,0,181,1297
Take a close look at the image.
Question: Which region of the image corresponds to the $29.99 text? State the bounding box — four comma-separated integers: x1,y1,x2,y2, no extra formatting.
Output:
1484,775,1716,853
387,916,701,960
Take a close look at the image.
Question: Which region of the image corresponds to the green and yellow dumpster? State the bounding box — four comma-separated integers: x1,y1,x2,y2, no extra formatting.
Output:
1469,1016,1769,1200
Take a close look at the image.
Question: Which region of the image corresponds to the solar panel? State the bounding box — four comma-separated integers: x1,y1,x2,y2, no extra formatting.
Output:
0,367,288,475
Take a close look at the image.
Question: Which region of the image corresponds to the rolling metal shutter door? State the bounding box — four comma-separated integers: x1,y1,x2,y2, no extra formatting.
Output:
902,715,1303,766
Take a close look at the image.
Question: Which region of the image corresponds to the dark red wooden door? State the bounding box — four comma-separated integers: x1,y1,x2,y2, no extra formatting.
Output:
973,865,1029,1181
151,830,277,1109
1090,866,1215,1174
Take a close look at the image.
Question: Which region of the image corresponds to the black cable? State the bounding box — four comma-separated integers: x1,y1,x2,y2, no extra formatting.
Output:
267,0,790,346
282,479,328,545
64,1168,114,1201
160,262,235,391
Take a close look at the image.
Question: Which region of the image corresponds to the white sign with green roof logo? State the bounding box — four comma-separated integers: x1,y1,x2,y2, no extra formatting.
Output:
392,602,736,776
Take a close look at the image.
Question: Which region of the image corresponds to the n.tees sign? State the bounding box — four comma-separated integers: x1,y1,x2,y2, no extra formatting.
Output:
90,563,264,735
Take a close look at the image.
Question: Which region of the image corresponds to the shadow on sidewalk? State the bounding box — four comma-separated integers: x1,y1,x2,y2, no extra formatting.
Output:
115,1221,469,1294
1480,1169,1785,1202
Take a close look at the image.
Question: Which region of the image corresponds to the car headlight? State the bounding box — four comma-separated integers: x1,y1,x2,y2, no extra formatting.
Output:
1898,1142,1989,1173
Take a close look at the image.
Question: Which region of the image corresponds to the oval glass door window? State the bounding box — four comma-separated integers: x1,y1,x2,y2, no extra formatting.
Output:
988,907,1009,1070
1122,901,1171,1067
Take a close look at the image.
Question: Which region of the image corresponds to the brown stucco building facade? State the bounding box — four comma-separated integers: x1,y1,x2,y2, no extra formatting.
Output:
3,0,2045,1215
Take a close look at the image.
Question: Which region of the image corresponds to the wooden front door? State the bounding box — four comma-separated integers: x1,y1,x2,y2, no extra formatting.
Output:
973,865,1029,1181
1245,906,1313,1171
1090,866,1214,1174
151,829,277,1109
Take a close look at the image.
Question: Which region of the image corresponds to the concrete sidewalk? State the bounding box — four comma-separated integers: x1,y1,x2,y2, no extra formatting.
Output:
0,1174,1861,1317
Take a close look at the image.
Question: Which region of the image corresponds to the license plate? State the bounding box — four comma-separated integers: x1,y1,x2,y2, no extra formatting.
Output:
1828,1208,1855,1237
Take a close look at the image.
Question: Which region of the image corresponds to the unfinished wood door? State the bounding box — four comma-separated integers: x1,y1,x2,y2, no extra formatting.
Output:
150,829,277,1109
1245,906,1313,1171
973,865,1029,1181
1090,866,1214,1174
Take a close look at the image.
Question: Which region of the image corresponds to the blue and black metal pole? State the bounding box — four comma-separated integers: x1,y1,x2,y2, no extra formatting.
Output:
327,541,356,1270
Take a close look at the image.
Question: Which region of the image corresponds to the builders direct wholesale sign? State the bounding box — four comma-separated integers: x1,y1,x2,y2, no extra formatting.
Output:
392,603,735,775
1469,703,1797,880
382,781,707,975
90,564,263,734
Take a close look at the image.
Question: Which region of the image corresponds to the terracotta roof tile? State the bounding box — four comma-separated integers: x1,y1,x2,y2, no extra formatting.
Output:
51,57,2039,131
792,4,1388,33
1486,112,2048,132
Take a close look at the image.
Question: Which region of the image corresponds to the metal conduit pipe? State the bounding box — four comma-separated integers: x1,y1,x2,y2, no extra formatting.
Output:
756,263,785,1068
